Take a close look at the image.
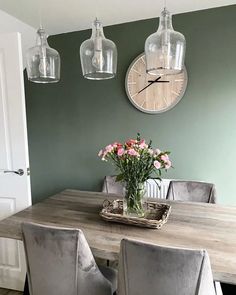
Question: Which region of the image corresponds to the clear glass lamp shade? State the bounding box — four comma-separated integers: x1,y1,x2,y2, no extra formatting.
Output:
80,19,117,80
26,28,60,83
145,8,186,75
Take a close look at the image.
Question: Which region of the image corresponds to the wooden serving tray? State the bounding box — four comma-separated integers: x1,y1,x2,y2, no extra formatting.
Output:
100,199,171,229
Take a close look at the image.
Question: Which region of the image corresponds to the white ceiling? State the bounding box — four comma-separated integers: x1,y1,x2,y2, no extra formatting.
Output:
0,0,235,35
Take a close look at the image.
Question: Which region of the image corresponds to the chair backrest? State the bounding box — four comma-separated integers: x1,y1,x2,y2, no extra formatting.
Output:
102,175,124,195
22,223,112,295
118,239,216,295
166,181,217,203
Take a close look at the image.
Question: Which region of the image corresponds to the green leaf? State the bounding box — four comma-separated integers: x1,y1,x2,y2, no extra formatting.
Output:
116,174,124,182
137,133,141,141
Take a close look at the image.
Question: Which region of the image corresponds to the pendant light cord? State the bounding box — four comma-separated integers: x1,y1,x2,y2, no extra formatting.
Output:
95,0,100,24
38,2,43,29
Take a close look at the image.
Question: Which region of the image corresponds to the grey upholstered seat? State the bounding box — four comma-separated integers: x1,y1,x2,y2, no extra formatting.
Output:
166,181,222,294
166,181,217,203
118,238,216,295
22,223,117,295
102,175,124,195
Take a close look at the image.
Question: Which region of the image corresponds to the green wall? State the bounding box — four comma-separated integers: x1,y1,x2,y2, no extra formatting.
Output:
25,5,236,204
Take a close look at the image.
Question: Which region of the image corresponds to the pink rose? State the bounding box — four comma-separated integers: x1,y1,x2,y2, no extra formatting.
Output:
161,154,169,162
139,139,148,149
128,149,139,156
126,139,137,147
116,142,123,149
165,160,172,169
117,148,125,156
105,144,113,153
98,149,103,157
154,160,161,169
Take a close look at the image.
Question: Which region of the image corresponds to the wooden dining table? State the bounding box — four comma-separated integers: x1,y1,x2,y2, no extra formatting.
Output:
0,189,236,285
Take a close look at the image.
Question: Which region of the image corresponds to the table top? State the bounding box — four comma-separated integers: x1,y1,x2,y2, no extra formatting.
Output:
0,189,236,284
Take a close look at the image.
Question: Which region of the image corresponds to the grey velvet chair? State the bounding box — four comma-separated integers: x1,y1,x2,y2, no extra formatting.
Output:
102,175,124,195
166,181,222,294
22,223,117,295
118,238,216,295
166,181,217,203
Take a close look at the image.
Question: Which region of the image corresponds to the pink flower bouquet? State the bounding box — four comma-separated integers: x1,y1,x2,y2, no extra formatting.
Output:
98,134,171,216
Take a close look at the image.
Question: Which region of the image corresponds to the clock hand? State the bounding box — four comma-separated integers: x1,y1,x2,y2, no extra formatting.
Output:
147,80,170,83
138,77,161,94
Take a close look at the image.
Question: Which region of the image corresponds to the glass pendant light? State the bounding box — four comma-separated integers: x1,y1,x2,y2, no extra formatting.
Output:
26,27,61,83
80,18,117,80
145,8,186,75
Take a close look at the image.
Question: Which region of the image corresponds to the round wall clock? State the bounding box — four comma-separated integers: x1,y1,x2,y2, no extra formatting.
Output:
125,53,188,114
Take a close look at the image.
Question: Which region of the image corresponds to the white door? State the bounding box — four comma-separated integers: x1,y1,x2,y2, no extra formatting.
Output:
0,32,31,291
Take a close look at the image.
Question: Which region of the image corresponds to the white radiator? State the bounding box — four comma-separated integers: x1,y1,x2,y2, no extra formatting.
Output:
102,176,173,199
145,179,173,199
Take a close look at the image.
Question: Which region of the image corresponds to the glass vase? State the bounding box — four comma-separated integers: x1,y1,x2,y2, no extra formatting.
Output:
123,182,146,217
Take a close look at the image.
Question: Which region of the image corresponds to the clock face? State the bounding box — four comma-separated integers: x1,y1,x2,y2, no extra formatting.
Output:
125,53,188,114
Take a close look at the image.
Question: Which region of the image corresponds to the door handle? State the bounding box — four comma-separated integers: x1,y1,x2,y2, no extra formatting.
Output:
4,169,24,176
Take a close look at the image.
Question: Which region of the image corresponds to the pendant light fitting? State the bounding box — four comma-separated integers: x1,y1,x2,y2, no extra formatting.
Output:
80,18,117,80
145,6,186,75
26,26,61,83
